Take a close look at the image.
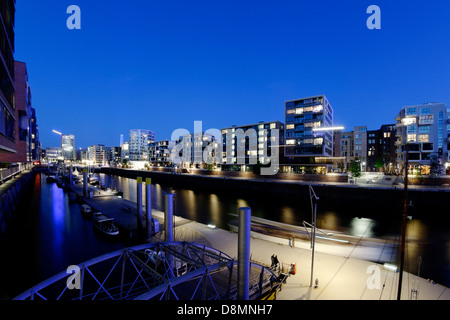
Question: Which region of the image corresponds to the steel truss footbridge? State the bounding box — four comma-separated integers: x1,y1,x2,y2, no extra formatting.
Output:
14,242,284,300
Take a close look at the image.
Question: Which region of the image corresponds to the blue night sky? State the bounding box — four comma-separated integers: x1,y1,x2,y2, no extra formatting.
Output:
14,0,450,149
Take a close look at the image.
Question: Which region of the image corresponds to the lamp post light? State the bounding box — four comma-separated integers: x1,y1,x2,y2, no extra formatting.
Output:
52,129,64,162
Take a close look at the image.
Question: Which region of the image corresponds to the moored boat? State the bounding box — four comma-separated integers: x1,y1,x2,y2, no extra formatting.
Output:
92,212,119,236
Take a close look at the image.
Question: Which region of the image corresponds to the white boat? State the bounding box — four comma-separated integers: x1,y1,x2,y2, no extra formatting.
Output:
81,204,92,215
93,212,119,236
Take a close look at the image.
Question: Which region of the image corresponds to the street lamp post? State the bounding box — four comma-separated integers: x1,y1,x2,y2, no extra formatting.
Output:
309,185,319,288
397,142,409,300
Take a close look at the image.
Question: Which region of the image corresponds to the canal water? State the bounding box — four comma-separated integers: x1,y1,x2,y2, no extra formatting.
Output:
0,172,448,299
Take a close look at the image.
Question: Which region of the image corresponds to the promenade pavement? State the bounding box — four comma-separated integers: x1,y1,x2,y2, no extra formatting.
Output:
151,211,450,300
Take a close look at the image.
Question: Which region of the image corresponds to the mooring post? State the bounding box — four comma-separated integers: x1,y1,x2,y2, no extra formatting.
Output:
238,207,251,300
145,178,152,236
136,177,143,235
164,191,175,242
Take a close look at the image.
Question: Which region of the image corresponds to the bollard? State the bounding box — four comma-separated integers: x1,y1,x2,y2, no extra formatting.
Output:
164,192,175,242
238,207,251,300
145,178,152,236
136,177,143,234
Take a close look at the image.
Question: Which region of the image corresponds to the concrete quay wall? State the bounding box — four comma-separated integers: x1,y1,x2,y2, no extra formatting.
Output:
0,170,35,236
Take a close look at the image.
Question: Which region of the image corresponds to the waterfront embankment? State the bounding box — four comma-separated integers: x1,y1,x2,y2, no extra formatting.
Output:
0,169,35,236
97,167,450,218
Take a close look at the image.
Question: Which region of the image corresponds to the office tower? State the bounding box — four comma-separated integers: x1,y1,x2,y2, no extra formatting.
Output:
395,102,449,174
128,129,155,161
61,134,75,161
0,0,16,163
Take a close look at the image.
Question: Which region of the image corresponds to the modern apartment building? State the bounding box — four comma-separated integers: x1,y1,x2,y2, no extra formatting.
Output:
284,95,335,173
367,124,396,172
87,144,112,165
172,132,219,169
7,61,31,163
285,95,333,158
221,121,284,172
334,124,396,172
29,107,40,161
149,140,173,167
0,0,16,163
395,102,449,174
128,129,155,161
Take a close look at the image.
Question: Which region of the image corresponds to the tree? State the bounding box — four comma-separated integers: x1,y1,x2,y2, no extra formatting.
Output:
375,158,385,172
429,155,443,177
349,159,362,178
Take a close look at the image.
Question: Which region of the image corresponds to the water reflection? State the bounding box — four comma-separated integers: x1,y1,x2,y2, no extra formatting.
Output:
350,217,374,238
50,184,65,261
209,194,220,226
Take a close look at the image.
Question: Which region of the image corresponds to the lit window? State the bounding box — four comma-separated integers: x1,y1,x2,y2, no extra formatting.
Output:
407,134,416,142
418,135,429,142
313,105,323,113
286,124,295,130
270,123,277,129
286,139,296,145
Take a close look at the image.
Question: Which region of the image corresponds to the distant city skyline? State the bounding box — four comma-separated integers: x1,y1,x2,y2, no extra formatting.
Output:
14,0,450,149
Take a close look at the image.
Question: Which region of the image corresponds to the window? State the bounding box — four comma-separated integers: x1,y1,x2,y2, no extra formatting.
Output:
407,134,416,142
402,117,416,125
418,134,429,142
407,124,417,133
406,107,417,116
314,138,323,145
419,125,430,133
420,108,430,115
419,115,433,124
286,139,296,145
312,105,323,113
383,132,391,138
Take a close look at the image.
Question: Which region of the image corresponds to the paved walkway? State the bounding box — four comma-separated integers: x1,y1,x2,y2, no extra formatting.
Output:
151,212,450,300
